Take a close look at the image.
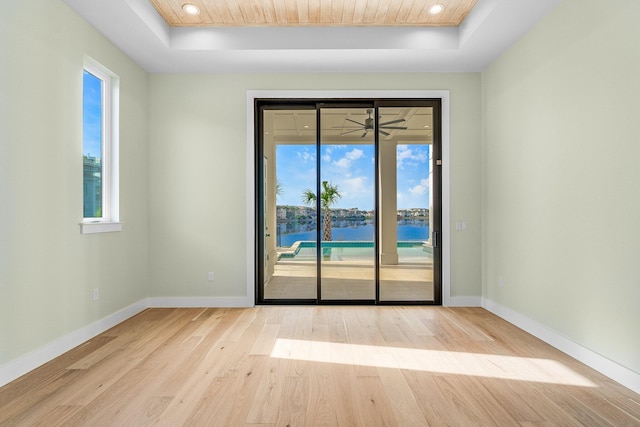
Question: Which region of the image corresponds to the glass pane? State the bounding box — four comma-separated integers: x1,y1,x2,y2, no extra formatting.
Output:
320,108,376,301
379,107,434,302
83,70,103,218
263,109,318,300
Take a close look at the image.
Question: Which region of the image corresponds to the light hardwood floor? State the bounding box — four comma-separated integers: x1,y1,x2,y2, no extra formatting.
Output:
1,307,639,426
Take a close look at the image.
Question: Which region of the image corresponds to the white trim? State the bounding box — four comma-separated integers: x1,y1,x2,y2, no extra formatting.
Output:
82,56,120,225
0,300,147,388
440,94,452,307
148,297,254,308
79,221,123,234
246,90,451,306
449,296,482,307
246,94,256,306
482,297,640,395
110,74,120,223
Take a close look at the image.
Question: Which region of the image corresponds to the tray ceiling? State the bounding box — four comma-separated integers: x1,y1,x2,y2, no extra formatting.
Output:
61,0,564,73
149,0,478,27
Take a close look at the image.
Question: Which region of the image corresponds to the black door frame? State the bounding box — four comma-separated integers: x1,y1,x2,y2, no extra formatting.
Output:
255,98,442,305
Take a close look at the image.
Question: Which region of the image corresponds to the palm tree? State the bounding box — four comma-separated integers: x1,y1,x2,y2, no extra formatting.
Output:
302,181,341,241
275,176,284,201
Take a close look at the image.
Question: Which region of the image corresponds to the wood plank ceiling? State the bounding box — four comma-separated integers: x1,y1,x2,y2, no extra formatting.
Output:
150,0,478,27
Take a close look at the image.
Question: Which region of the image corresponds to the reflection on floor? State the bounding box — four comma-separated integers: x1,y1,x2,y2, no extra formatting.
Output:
265,259,434,301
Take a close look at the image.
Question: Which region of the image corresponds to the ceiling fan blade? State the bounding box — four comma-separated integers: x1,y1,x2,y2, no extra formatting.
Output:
340,128,364,136
346,118,366,126
380,126,408,130
379,118,405,126
379,129,390,136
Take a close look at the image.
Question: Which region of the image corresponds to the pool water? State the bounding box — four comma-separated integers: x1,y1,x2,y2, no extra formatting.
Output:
278,241,432,262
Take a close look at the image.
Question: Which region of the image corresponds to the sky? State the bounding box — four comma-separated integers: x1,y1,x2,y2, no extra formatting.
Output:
276,143,430,211
82,70,103,159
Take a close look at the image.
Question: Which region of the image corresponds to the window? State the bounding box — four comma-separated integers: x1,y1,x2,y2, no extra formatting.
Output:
80,57,121,234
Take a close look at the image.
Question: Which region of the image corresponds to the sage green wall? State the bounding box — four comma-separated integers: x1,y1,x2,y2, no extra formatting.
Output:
0,1,149,365
481,0,640,373
148,73,481,300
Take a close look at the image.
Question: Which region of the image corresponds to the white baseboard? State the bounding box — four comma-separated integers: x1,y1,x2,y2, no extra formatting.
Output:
0,299,148,388
10,295,636,396
148,296,254,308
482,297,640,395
0,296,255,388
448,296,482,307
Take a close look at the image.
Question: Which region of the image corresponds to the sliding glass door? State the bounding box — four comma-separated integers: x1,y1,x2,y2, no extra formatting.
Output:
257,100,441,305
319,107,376,301
260,107,318,300
378,106,437,302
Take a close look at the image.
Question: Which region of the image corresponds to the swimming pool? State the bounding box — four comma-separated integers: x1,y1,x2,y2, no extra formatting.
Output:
278,241,432,261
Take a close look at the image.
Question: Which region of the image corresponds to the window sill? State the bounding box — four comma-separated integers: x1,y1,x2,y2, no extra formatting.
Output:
79,222,123,234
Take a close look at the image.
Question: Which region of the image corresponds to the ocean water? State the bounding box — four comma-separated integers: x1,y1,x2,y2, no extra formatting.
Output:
278,222,429,247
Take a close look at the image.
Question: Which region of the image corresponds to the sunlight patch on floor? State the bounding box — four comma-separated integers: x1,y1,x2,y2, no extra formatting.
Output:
270,338,596,387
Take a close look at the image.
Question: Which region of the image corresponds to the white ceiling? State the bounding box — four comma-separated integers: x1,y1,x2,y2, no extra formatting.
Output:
61,0,563,73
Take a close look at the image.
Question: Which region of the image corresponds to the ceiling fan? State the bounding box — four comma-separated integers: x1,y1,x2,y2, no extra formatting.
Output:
337,109,408,137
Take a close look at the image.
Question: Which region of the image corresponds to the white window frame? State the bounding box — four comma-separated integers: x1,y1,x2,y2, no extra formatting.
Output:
245,90,451,307
80,56,122,234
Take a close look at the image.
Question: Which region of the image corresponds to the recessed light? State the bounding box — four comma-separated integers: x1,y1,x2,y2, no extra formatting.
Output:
182,3,200,15
429,4,445,15
303,125,310,129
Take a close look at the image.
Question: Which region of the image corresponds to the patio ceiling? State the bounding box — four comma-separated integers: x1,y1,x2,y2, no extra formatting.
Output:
265,108,433,144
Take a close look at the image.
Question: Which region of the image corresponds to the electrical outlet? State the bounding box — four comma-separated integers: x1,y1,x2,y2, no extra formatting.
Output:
208,272,215,281
498,277,503,288
93,288,100,301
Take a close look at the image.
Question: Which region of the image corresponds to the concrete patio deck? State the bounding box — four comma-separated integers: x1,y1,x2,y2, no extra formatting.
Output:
264,259,434,301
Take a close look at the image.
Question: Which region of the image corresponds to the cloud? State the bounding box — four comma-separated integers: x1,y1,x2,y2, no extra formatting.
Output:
334,176,371,208
397,145,428,169
409,178,430,196
346,148,363,160
334,148,365,169
333,158,349,168
397,145,412,162
322,147,333,162
297,148,315,163
342,176,367,193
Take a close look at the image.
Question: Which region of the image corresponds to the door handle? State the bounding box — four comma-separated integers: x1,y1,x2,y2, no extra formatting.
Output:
266,234,271,237
432,231,439,248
